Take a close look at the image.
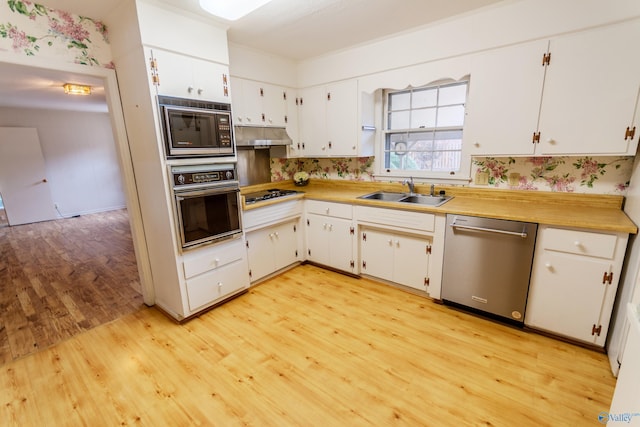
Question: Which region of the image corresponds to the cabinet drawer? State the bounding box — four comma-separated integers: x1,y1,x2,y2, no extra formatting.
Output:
540,227,618,259
186,260,248,312
183,238,245,279
355,206,435,232
306,200,352,219
243,200,303,230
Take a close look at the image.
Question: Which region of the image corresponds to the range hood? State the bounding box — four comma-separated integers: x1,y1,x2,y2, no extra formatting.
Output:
234,126,292,148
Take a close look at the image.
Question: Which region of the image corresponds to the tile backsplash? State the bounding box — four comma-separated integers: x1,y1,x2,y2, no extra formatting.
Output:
271,156,633,195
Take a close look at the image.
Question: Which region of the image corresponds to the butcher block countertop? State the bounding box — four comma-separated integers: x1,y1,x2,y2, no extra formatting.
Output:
241,180,638,234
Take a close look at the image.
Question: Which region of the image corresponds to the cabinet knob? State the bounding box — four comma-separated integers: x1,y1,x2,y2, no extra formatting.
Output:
544,262,553,270
214,258,220,265
325,208,330,214
546,138,556,145
474,142,480,148
187,85,194,93
574,241,582,247
322,145,326,151
388,239,393,246
197,88,203,95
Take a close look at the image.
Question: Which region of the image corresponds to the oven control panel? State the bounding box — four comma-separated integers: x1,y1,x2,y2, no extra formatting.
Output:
171,164,236,188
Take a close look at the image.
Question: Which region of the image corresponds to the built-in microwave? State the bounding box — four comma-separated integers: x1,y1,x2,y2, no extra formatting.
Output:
158,95,235,158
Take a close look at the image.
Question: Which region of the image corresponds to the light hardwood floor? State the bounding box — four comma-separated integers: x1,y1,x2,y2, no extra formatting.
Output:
0,209,143,364
0,264,616,426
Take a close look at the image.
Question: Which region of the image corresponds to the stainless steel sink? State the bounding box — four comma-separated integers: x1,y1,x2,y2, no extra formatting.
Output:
398,194,453,207
358,191,453,207
358,191,407,202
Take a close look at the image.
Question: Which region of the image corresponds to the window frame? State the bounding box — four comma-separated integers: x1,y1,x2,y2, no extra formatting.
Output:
374,79,472,183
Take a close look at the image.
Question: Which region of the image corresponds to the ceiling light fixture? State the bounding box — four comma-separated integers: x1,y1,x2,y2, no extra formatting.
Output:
198,0,272,21
63,83,91,95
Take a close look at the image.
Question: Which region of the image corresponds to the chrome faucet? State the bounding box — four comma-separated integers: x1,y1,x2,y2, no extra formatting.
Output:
403,176,415,194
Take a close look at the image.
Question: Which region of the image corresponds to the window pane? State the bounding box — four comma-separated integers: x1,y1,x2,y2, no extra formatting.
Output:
384,81,467,173
412,88,437,108
410,108,436,129
431,151,461,171
407,131,434,150
388,111,410,129
436,105,465,127
389,91,410,111
439,84,467,105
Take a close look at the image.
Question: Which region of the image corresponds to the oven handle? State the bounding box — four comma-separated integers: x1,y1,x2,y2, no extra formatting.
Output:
174,184,240,199
451,222,528,238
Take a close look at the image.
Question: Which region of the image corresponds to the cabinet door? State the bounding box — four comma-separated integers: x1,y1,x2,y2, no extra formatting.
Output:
273,220,300,271
361,229,394,282
246,227,275,282
394,235,429,291
234,79,262,125
526,251,611,344
306,213,329,265
298,86,326,157
285,88,301,158
262,83,287,127
191,58,230,103
149,48,190,98
465,40,548,156
326,80,358,156
327,218,355,273
538,21,640,155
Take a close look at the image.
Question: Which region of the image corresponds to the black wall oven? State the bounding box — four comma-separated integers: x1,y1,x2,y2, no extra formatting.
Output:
159,95,234,158
171,163,242,251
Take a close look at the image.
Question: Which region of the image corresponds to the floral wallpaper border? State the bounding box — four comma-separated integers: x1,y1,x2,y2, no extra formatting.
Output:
271,155,633,195
272,157,376,182
472,156,632,194
0,0,113,67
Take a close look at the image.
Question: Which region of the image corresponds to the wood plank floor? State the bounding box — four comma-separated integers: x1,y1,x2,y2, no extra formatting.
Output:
0,264,616,426
0,209,143,364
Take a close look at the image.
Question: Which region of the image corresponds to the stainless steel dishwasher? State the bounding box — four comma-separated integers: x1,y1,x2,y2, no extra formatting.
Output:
441,214,538,324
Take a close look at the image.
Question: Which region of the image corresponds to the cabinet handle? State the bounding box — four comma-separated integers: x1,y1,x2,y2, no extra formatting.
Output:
388,239,393,246
218,282,223,293
187,86,194,93
197,88,203,95
325,208,330,215
395,240,400,247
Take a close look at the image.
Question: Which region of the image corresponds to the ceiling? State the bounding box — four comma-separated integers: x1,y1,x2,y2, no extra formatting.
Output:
0,0,506,112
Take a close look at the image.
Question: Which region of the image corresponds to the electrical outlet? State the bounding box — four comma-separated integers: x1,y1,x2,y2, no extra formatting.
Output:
475,171,489,185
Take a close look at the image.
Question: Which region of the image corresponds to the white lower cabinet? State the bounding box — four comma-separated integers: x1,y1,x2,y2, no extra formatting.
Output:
305,200,356,273
246,219,301,283
243,200,304,283
182,238,249,313
525,226,628,347
360,228,430,291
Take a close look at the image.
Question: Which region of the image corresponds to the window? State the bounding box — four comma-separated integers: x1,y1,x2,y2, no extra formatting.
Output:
382,81,468,178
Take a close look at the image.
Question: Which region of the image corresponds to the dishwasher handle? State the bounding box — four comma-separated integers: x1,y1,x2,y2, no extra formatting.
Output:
451,221,528,238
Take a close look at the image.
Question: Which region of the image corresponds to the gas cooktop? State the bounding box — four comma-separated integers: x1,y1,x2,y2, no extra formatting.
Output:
244,188,301,204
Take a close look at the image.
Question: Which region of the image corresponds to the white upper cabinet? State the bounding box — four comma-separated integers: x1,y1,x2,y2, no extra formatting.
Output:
148,48,230,103
464,40,547,156
230,78,287,127
465,20,640,157
538,20,640,155
298,80,374,157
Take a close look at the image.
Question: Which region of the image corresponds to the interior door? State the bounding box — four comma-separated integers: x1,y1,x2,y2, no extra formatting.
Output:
0,127,57,225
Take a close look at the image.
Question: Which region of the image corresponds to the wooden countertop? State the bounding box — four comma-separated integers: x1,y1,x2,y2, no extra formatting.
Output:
241,180,638,234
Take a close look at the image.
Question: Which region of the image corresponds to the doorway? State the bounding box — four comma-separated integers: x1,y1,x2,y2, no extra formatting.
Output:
0,192,7,227
0,55,153,360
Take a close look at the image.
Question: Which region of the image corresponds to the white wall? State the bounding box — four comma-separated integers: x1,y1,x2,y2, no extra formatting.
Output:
0,107,126,217
295,0,640,87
